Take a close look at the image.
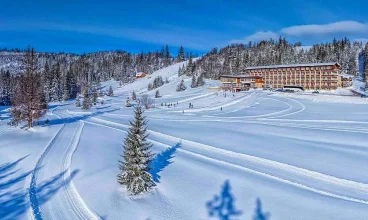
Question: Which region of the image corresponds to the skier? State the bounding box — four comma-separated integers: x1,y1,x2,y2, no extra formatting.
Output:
221,107,222,111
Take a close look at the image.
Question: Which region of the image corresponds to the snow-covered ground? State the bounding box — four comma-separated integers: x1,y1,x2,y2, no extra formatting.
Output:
1,61,368,220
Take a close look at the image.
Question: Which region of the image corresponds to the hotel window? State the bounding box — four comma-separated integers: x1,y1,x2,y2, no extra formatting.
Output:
301,67,305,70
311,67,314,70
306,67,309,70
326,66,332,70
316,67,319,70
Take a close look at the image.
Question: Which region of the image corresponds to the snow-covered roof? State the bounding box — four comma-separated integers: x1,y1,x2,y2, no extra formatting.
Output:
338,73,355,78
246,62,340,70
136,72,145,77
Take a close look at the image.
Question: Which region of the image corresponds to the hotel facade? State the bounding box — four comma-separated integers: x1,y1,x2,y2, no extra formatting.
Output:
245,62,342,90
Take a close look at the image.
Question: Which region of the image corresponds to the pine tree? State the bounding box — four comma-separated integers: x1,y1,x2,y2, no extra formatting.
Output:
164,45,171,66
11,46,47,128
75,95,81,107
107,86,114,96
62,87,70,101
50,63,62,101
117,104,156,195
82,88,91,110
91,88,98,105
148,83,153,91
178,66,182,77
132,91,137,100
155,90,160,98
178,46,185,62
191,75,197,88
196,73,205,87
186,56,193,76
43,61,52,102
176,79,186,92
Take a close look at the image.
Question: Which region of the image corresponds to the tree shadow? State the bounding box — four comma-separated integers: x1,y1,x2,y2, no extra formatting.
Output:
206,180,242,220
149,142,181,183
0,156,79,220
253,198,270,220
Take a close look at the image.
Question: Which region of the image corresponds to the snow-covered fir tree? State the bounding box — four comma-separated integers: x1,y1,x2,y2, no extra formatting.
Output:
82,88,92,110
151,76,164,89
107,86,114,96
62,87,70,101
191,75,197,88
185,56,193,76
155,89,160,98
164,45,171,66
178,46,185,62
0,69,12,106
10,46,47,128
196,73,205,87
147,83,153,91
75,95,81,107
117,104,156,195
91,88,98,105
176,79,186,92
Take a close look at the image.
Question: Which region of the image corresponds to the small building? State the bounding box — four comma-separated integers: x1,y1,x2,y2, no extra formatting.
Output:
220,75,263,92
339,74,354,87
136,72,146,79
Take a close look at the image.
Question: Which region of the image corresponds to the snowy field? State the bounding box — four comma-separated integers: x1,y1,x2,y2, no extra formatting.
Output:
1,62,368,220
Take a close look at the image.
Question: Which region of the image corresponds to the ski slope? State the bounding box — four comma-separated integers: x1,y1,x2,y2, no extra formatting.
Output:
1,61,368,220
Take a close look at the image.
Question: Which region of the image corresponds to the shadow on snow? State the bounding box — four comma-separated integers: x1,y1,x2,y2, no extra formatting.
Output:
150,142,181,183
206,180,242,220
0,156,79,220
206,180,271,220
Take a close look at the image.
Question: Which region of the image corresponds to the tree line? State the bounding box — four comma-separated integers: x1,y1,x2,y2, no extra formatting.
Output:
186,37,367,79
0,45,189,106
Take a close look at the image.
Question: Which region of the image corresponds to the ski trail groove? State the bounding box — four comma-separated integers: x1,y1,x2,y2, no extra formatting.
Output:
85,117,368,205
28,108,99,220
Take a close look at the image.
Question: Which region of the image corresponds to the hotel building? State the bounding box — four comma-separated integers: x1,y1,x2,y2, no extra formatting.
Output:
246,62,342,90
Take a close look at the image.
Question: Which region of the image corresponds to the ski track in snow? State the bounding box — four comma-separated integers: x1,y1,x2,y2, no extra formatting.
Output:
27,109,99,220
84,117,368,206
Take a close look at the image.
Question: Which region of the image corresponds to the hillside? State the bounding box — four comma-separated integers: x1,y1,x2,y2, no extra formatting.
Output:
188,38,366,79
1,61,368,219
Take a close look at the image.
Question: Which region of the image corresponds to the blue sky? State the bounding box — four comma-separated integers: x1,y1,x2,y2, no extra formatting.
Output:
0,0,367,54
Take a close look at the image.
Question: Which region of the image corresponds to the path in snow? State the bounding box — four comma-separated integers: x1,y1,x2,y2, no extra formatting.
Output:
84,116,368,205
28,107,99,220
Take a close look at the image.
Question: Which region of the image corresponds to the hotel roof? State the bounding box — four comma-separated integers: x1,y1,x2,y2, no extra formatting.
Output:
245,62,340,70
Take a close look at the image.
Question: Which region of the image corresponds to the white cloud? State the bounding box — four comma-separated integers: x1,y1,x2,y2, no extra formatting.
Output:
280,21,368,36
230,20,368,45
230,31,279,44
